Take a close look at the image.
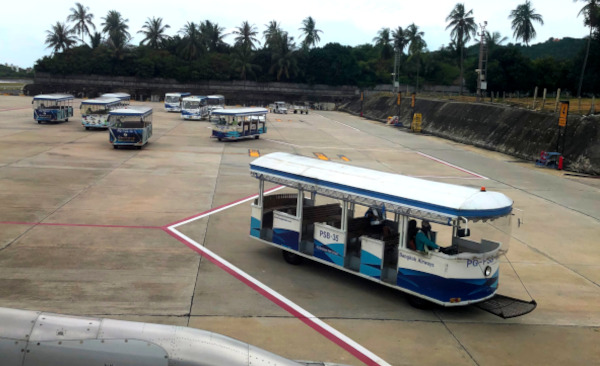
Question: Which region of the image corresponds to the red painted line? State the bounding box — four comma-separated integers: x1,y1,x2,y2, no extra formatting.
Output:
0,221,161,230
164,185,284,228
164,228,382,366
417,152,488,179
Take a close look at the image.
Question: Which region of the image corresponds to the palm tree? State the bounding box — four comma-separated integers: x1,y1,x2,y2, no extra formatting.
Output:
406,23,426,56
446,3,477,95
269,33,298,81
101,10,130,50
45,22,77,54
89,31,102,49
199,20,227,52
373,27,393,59
263,20,283,50
299,16,323,49
138,17,170,49
392,26,409,55
179,22,202,60
231,46,261,80
391,26,409,88
574,0,600,97
406,23,427,91
509,1,544,46
67,2,95,45
232,21,260,50
485,31,508,48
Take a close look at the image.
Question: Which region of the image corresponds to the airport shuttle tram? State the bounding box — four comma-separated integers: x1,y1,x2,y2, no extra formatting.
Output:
80,96,122,129
250,152,516,307
101,92,131,106
108,106,153,149
211,107,267,141
32,94,74,123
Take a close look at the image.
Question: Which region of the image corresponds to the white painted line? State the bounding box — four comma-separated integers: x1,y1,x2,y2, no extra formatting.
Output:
166,226,391,366
417,152,488,179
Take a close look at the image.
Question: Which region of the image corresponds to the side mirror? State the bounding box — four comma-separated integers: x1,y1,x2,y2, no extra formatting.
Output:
457,228,471,237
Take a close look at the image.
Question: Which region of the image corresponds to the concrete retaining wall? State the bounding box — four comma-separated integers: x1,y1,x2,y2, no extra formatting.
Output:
341,94,600,175
25,73,359,106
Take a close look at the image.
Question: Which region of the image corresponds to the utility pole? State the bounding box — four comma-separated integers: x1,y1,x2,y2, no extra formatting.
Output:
476,21,488,102
392,48,400,92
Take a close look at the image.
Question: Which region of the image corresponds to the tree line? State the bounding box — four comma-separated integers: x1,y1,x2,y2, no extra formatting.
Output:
36,1,600,95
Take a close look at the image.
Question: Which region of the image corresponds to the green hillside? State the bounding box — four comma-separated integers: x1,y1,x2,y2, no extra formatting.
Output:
514,37,586,61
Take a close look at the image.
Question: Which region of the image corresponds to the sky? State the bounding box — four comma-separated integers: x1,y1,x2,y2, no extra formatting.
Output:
0,0,591,69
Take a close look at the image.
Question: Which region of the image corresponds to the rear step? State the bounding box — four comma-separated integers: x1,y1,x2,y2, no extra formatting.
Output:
475,294,537,319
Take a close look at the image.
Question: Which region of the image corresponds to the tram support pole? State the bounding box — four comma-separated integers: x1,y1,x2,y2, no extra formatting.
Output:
258,179,264,206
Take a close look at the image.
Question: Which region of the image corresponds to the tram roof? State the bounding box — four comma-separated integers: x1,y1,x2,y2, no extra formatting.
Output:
212,107,268,116
33,94,74,101
101,93,130,100
250,152,513,221
165,92,191,97
109,105,152,116
81,96,121,105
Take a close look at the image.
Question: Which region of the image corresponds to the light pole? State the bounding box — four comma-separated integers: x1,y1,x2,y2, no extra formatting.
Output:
476,21,488,102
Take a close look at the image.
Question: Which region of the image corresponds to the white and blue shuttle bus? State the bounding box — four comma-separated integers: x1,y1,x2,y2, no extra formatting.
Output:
164,92,191,112
32,94,74,123
250,152,521,308
181,95,208,120
207,94,225,112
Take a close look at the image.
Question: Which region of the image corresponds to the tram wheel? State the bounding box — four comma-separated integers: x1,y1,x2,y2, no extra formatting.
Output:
65,118,68,122
406,294,433,309
254,135,259,139
218,138,222,141
113,145,118,149
282,250,303,265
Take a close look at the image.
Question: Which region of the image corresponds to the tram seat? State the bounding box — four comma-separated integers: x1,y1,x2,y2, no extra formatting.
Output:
259,194,299,212
302,204,341,225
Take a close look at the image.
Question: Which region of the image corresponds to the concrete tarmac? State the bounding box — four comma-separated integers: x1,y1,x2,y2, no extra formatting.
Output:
0,96,598,365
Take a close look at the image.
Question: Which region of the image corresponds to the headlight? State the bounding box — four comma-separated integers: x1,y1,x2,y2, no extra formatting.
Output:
484,266,492,277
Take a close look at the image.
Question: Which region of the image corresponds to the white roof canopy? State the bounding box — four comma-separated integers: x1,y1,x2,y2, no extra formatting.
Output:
250,152,513,223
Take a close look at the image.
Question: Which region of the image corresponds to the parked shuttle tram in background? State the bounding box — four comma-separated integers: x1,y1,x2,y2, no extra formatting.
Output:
32,94,74,123
101,92,131,106
164,92,191,112
250,152,519,308
211,107,267,141
108,106,153,149
80,96,121,129
207,94,225,112
181,95,209,120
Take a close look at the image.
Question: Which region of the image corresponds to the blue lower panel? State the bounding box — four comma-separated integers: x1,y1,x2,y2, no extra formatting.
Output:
250,217,261,238
273,228,299,251
313,240,344,266
397,269,498,303
360,251,382,279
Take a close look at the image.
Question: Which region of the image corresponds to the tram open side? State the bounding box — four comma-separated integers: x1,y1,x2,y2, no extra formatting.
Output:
249,152,514,307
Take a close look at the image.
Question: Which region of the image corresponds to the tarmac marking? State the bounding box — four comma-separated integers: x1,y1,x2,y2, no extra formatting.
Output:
166,186,285,228
165,226,390,366
0,221,161,229
314,152,329,161
0,107,30,112
417,152,488,179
